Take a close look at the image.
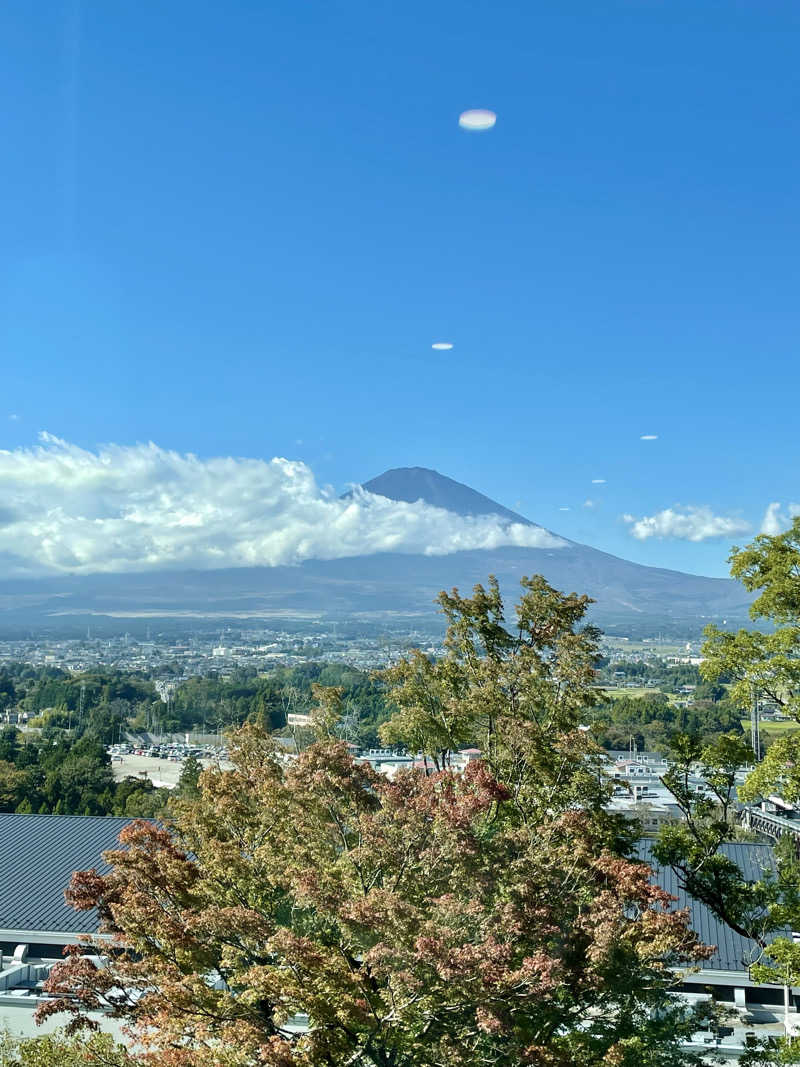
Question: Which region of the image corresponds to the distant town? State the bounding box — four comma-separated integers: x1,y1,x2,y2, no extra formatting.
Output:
0,623,441,677
0,621,705,680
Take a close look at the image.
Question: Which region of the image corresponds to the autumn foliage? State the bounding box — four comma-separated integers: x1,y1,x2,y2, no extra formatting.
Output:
39,577,713,1066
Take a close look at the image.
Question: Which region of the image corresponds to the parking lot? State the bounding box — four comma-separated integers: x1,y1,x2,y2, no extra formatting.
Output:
110,754,187,788
110,752,231,789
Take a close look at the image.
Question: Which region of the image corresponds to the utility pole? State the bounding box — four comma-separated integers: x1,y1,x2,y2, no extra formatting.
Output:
785,976,791,1040
751,683,761,762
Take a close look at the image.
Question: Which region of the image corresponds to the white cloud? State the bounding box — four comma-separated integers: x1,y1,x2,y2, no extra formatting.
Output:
760,501,800,536
8,414,20,422
761,502,782,536
640,434,658,441
591,478,606,484
0,434,565,577
623,506,751,542
558,506,570,511
458,109,496,131
583,499,596,509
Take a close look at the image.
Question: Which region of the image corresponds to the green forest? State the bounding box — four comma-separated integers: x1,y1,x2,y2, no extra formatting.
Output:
0,661,390,816
0,649,764,819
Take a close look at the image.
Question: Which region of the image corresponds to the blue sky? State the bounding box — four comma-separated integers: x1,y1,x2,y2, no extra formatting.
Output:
1,0,799,579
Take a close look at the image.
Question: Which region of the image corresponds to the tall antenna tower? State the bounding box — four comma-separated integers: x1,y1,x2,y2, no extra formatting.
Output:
339,698,360,746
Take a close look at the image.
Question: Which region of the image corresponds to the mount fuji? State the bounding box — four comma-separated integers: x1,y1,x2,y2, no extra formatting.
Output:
0,466,751,634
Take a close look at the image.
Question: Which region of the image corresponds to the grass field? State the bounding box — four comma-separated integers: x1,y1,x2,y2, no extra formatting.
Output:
602,686,684,705
740,718,800,735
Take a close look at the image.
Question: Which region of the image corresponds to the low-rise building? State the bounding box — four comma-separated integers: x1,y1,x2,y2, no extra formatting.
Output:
638,840,795,1008
0,813,135,1039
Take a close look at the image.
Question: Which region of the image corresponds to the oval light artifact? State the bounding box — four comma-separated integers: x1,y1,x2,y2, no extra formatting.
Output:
431,342,453,350
458,109,496,131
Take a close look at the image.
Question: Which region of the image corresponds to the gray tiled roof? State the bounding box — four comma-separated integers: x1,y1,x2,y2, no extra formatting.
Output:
0,814,134,937
637,839,779,974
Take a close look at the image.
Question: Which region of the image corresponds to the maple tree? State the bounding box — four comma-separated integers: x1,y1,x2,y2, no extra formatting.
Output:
0,1029,130,1066
39,577,713,1066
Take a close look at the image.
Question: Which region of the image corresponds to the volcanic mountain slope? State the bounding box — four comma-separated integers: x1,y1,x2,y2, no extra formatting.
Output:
351,467,751,624
361,468,530,525
0,467,751,632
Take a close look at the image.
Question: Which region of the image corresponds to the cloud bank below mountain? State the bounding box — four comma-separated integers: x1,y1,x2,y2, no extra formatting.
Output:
0,435,564,577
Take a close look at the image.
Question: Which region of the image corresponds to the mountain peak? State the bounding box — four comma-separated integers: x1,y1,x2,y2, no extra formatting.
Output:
361,467,532,526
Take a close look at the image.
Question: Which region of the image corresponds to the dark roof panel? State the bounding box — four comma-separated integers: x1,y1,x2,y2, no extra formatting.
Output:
636,839,778,973
0,813,134,936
